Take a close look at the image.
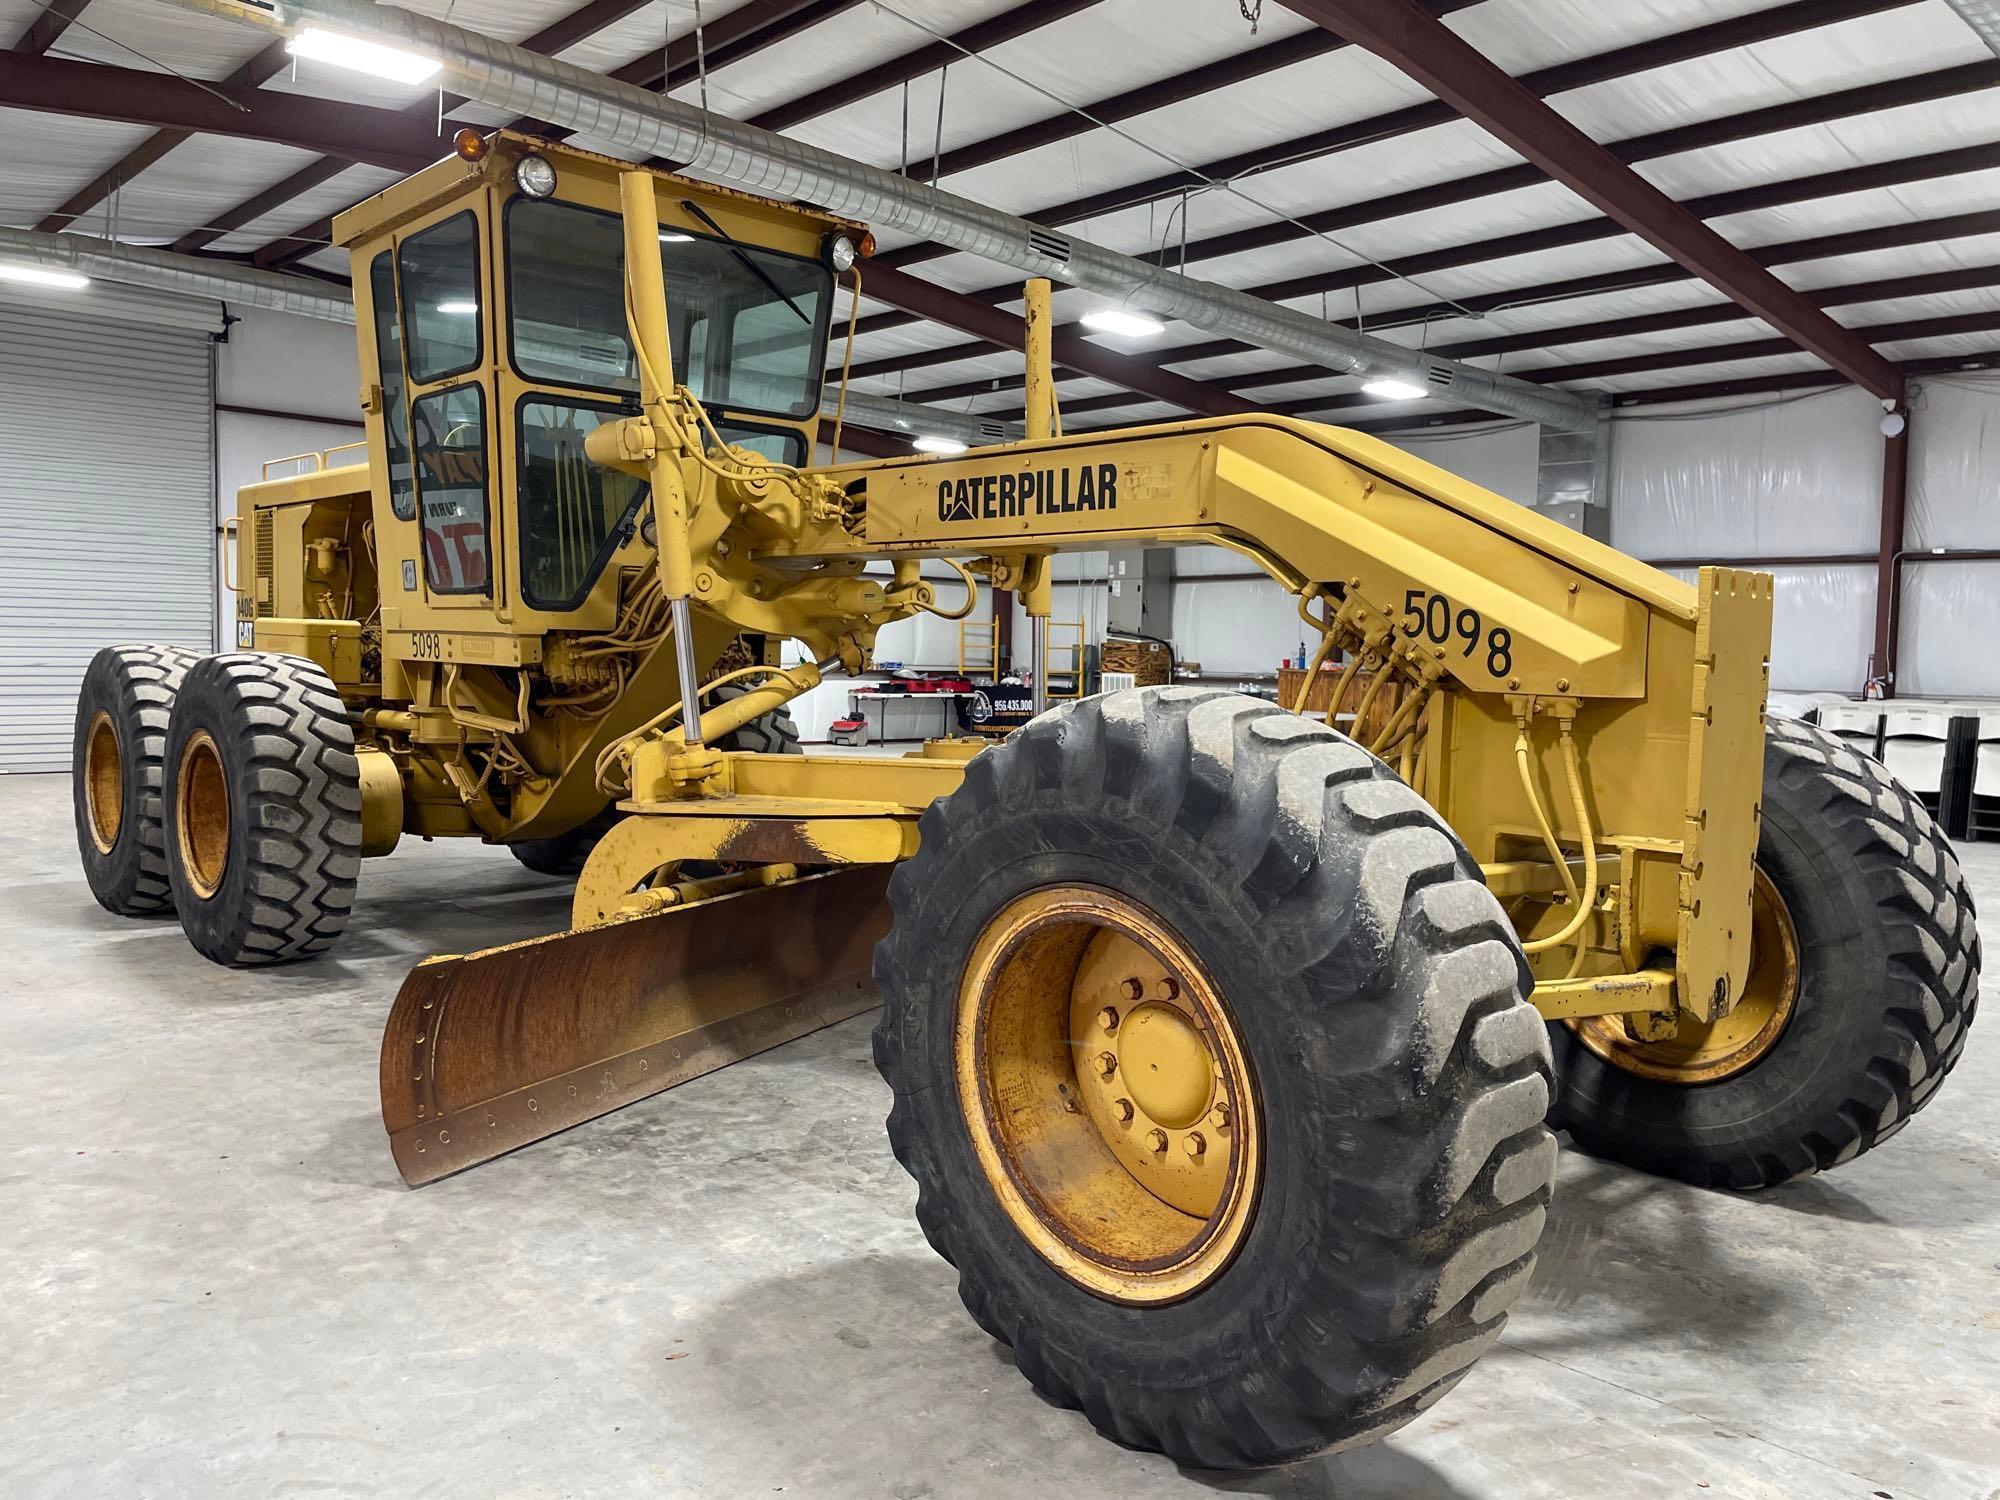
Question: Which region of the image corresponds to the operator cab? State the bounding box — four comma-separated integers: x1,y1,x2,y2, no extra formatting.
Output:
332,131,865,637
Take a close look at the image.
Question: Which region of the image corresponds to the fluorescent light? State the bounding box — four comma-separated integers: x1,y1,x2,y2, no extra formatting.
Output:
0,263,88,290
1082,308,1165,338
658,231,693,243
435,299,477,315
913,435,968,456
1361,377,1428,401
285,27,442,86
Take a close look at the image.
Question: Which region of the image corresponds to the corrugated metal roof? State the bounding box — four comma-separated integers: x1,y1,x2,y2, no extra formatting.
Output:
2,0,1995,427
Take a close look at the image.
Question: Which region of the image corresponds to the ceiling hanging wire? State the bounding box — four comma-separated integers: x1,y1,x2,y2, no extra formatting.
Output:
932,63,948,196
861,0,1481,322
159,0,1594,426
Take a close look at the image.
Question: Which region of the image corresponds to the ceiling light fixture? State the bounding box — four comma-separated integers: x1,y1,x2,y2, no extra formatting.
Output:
285,27,443,86
658,231,693,243
0,263,89,290
436,299,477,315
1081,308,1166,338
913,435,969,456
1361,377,1428,401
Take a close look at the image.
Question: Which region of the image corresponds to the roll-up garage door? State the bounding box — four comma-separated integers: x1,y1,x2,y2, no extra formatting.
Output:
0,301,214,771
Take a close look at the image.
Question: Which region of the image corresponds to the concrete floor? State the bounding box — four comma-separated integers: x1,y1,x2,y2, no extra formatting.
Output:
3,767,1997,1500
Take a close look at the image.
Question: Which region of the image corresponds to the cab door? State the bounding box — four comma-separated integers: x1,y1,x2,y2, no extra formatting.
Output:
390,204,502,618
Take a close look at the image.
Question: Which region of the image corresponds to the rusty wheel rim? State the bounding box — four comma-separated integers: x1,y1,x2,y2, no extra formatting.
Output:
1573,865,1801,1084
84,710,123,854
175,730,230,901
953,885,1261,1305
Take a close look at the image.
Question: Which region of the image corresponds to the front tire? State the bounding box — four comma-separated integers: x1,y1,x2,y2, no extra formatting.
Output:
163,653,363,966
72,643,204,915
1551,717,1980,1188
873,688,1555,1468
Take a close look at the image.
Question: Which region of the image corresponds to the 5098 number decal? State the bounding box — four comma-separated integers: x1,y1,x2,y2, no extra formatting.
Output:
1402,589,1512,678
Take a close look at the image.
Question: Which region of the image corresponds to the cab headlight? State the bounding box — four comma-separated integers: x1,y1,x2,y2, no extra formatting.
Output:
514,154,558,200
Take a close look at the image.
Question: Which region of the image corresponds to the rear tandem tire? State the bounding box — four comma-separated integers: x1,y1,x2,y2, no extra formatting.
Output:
72,643,205,916
162,652,363,966
1549,716,1980,1189
872,687,1556,1468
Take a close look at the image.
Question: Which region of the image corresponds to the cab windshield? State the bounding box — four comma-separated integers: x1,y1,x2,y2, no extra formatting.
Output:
505,195,830,420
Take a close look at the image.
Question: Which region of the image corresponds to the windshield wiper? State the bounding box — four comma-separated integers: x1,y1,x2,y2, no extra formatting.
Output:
678,199,811,326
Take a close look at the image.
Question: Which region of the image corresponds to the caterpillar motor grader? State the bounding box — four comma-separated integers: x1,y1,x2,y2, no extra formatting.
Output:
74,131,1978,1468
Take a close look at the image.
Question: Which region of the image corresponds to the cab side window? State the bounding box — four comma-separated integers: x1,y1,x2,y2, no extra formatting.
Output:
411,385,489,595
367,252,416,522
398,212,482,384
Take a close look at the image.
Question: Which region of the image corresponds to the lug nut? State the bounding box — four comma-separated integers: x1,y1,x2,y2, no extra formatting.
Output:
1154,976,1181,1001
1120,977,1145,1001
1146,1129,1169,1154
1096,1051,1118,1079
1097,1006,1120,1033
1184,1132,1206,1159
1113,1098,1134,1123
1209,1103,1230,1133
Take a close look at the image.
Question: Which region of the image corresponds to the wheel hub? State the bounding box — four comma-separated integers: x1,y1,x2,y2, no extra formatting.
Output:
1116,1002,1213,1129
1572,864,1801,1084
84,710,122,854
175,730,231,901
955,886,1260,1305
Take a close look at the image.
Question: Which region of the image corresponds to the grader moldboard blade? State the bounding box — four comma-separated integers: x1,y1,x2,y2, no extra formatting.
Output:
381,866,893,1185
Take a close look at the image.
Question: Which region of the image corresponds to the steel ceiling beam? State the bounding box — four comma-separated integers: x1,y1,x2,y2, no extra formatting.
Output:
895,0,1482,191
862,265,1256,420
1337,348,2000,431
173,0,1590,425
905,262,2000,410
877,0,1917,273
11,0,89,55
34,39,291,233
176,0,658,259
746,0,1102,135
844,138,2000,385
1276,0,1904,398
250,0,1078,268
606,0,860,92
0,52,437,172
1261,310,2000,423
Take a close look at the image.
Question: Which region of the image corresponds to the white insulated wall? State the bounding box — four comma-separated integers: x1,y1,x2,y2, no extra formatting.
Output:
1901,377,2000,699
214,309,368,642
1172,384,1998,694
1610,378,2000,697
115,296,2000,707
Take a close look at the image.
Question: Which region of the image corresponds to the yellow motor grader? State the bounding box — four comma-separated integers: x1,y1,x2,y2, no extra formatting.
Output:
73,132,1978,1468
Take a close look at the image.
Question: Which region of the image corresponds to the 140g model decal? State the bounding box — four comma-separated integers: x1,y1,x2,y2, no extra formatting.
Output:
938,463,1119,523
1403,588,1513,678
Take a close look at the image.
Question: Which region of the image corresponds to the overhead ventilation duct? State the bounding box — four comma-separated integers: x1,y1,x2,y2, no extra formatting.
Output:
833,391,1022,447
0,226,1006,447
0,225,357,323
169,0,1597,431
1939,0,2000,56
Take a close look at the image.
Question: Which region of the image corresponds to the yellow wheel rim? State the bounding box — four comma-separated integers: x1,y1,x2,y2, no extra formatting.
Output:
1573,865,1801,1084
175,730,231,901
953,886,1261,1305
84,710,123,854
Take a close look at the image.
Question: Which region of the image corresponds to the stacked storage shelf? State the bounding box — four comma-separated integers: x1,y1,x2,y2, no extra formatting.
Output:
1972,708,2000,842
1818,701,1885,761
1881,705,1955,818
